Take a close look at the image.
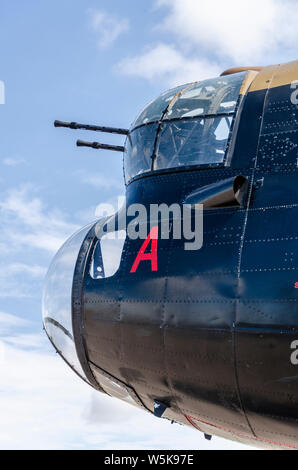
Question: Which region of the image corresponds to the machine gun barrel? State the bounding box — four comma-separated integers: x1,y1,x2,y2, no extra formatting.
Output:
54,120,129,136
76,139,125,153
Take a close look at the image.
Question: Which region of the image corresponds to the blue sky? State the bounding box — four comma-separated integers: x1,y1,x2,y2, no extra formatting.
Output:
0,0,297,450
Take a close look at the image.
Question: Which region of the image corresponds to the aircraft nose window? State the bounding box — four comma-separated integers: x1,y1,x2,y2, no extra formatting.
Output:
90,230,126,279
125,72,248,182
42,224,93,380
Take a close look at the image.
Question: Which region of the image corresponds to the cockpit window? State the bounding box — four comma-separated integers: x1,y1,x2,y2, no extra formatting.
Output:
155,116,232,170
124,72,248,182
125,124,158,182
131,84,189,129
164,74,245,120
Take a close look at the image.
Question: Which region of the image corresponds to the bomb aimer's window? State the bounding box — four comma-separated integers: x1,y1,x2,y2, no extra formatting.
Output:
42,224,93,381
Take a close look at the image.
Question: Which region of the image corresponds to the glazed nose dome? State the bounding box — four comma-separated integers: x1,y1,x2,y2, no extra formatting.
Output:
42,223,92,381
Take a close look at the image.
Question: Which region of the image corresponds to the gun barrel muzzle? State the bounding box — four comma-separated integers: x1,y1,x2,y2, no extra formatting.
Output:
76,139,125,152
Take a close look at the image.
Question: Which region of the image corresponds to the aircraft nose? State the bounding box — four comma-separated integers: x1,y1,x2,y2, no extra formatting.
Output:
42,223,93,381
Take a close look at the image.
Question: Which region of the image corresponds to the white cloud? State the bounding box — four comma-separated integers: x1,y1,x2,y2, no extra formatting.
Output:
88,9,129,49
2,333,45,349
118,43,221,87
157,0,298,64
0,185,101,300
0,186,81,300
0,186,78,254
3,157,25,167
75,169,122,191
0,263,46,298
4,263,45,277
0,312,30,334
118,0,298,87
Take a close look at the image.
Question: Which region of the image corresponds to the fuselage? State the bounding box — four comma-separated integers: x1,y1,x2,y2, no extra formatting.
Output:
43,60,298,449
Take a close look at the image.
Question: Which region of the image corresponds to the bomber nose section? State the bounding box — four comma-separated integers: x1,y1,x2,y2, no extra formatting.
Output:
42,224,93,381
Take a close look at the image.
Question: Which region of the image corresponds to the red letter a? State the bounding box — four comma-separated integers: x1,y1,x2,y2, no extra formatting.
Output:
130,226,158,273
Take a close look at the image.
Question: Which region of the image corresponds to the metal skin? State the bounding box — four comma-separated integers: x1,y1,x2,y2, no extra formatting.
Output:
45,60,298,449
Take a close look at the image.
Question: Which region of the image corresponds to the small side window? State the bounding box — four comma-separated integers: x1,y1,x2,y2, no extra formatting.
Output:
90,363,137,406
90,231,126,279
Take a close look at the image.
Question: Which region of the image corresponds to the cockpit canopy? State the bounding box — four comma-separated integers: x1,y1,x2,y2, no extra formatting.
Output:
124,71,248,183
